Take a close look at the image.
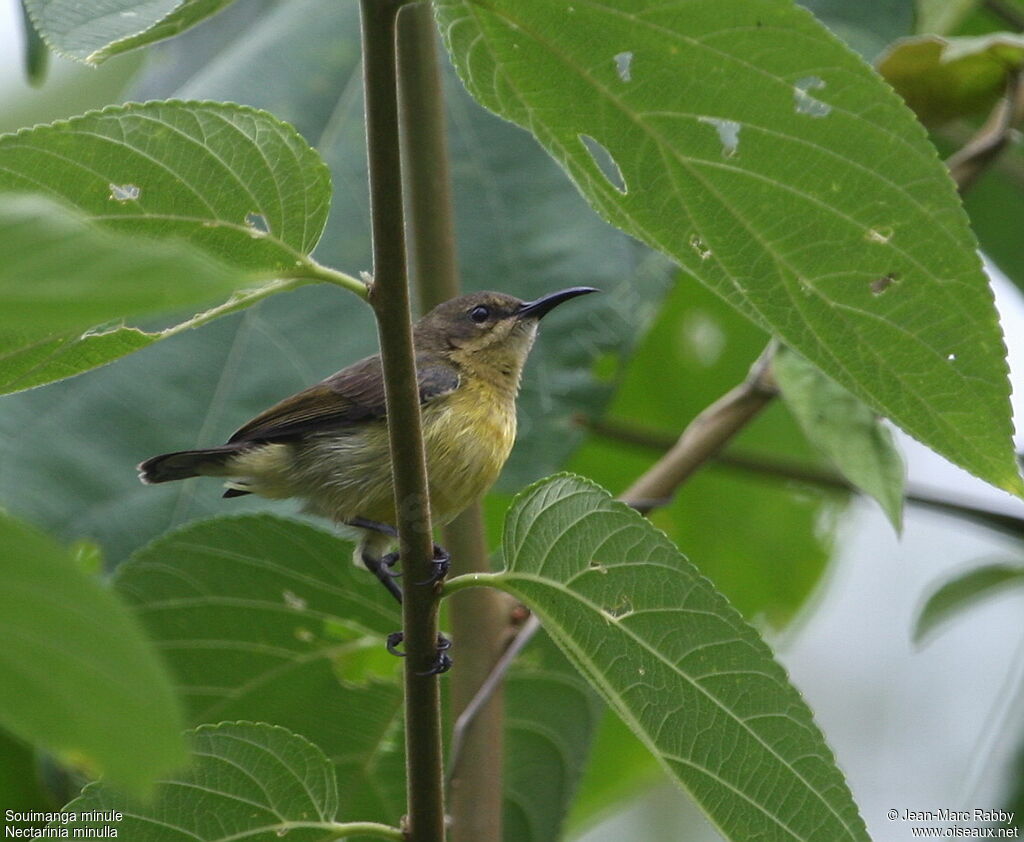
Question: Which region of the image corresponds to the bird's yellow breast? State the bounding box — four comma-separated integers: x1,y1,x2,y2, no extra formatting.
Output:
421,375,516,523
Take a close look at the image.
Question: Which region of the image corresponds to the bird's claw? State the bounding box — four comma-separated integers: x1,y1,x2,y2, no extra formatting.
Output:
386,630,406,657
384,631,452,674
380,551,401,578
416,544,450,586
422,652,453,675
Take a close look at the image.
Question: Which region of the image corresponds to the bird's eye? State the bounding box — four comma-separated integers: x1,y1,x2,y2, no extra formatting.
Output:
470,305,490,323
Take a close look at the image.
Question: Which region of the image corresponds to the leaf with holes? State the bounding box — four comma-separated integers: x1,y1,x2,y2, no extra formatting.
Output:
0,511,185,794
114,514,407,824
0,100,330,272
23,0,239,64
774,346,905,530
0,101,349,393
54,722,401,841
915,561,1024,643
436,0,1022,497
453,474,868,842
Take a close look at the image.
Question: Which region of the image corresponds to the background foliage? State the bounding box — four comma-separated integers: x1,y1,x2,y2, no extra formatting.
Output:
3,0,1024,840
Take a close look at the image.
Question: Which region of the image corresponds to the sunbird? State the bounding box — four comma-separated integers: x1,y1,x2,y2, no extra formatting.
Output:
138,287,597,669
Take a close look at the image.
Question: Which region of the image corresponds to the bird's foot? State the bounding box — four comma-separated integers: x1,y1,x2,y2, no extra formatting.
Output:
385,631,452,675
417,543,450,586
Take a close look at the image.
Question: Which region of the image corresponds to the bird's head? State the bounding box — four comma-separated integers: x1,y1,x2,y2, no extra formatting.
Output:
414,287,598,380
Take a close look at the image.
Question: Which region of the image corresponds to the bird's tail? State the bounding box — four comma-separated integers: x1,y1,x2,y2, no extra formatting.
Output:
137,445,245,484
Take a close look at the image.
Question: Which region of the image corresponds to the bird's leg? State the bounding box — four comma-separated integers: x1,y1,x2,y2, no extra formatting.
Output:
349,517,452,673
348,516,451,585
361,548,404,605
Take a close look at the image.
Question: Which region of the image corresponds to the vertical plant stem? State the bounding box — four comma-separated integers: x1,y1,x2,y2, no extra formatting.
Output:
440,508,508,842
359,1,446,839
398,2,460,311
396,7,507,839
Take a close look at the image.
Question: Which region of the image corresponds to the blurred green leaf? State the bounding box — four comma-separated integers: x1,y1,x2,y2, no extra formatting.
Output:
23,0,239,65
503,630,602,842
0,511,185,793
437,0,1022,498
568,710,662,834
800,0,914,58
571,276,836,626
466,474,868,842
915,560,1024,642
916,0,981,35
960,151,1024,291
0,275,303,395
0,53,142,138
878,33,1024,124
18,0,49,85
115,514,407,823
0,730,56,815
774,346,906,530
55,722,399,841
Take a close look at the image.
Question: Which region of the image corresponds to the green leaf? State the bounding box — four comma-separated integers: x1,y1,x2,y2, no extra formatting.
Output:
774,346,906,530
914,561,1024,643
55,722,403,841
436,0,1022,498
503,629,602,842
463,474,868,842
18,0,49,85
0,100,350,393
114,514,408,823
877,33,1024,125
23,0,238,64
0,511,185,793
915,0,980,36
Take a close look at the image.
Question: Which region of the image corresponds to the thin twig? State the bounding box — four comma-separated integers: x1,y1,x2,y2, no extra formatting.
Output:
983,0,1024,31
359,1,446,839
447,611,539,778
620,339,778,512
585,416,1024,541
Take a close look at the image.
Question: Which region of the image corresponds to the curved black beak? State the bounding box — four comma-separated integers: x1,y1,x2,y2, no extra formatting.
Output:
517,286,599,320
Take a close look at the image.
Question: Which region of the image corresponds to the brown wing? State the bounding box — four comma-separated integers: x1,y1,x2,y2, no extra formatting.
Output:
227,353,459,444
